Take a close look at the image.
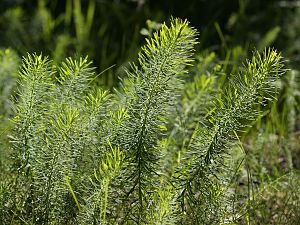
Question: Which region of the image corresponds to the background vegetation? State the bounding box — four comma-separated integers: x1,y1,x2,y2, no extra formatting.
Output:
0,0,300,224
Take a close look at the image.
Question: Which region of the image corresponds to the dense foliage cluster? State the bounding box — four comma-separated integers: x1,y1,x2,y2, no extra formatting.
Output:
1,18,299,224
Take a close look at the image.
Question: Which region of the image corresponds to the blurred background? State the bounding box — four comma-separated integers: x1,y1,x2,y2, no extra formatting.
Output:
1,0,300,87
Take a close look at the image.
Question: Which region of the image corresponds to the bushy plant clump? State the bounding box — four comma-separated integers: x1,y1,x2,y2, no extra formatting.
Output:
1,18,298,225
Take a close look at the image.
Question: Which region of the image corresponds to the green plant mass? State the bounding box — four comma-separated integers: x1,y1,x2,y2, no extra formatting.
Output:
0,17,299,225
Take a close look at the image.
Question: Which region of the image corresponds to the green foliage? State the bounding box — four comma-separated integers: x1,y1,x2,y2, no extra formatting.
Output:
8,53,112,224
0,48,19,116
112,18,197,223
236,171,300,224
170,49,284,224
0,18,299,225
0,48,19,198
0,0,148,87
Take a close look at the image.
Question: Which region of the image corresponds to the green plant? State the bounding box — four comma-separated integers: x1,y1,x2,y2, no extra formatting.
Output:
1,18,297,225
0,48,19,116
0,48,19,199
